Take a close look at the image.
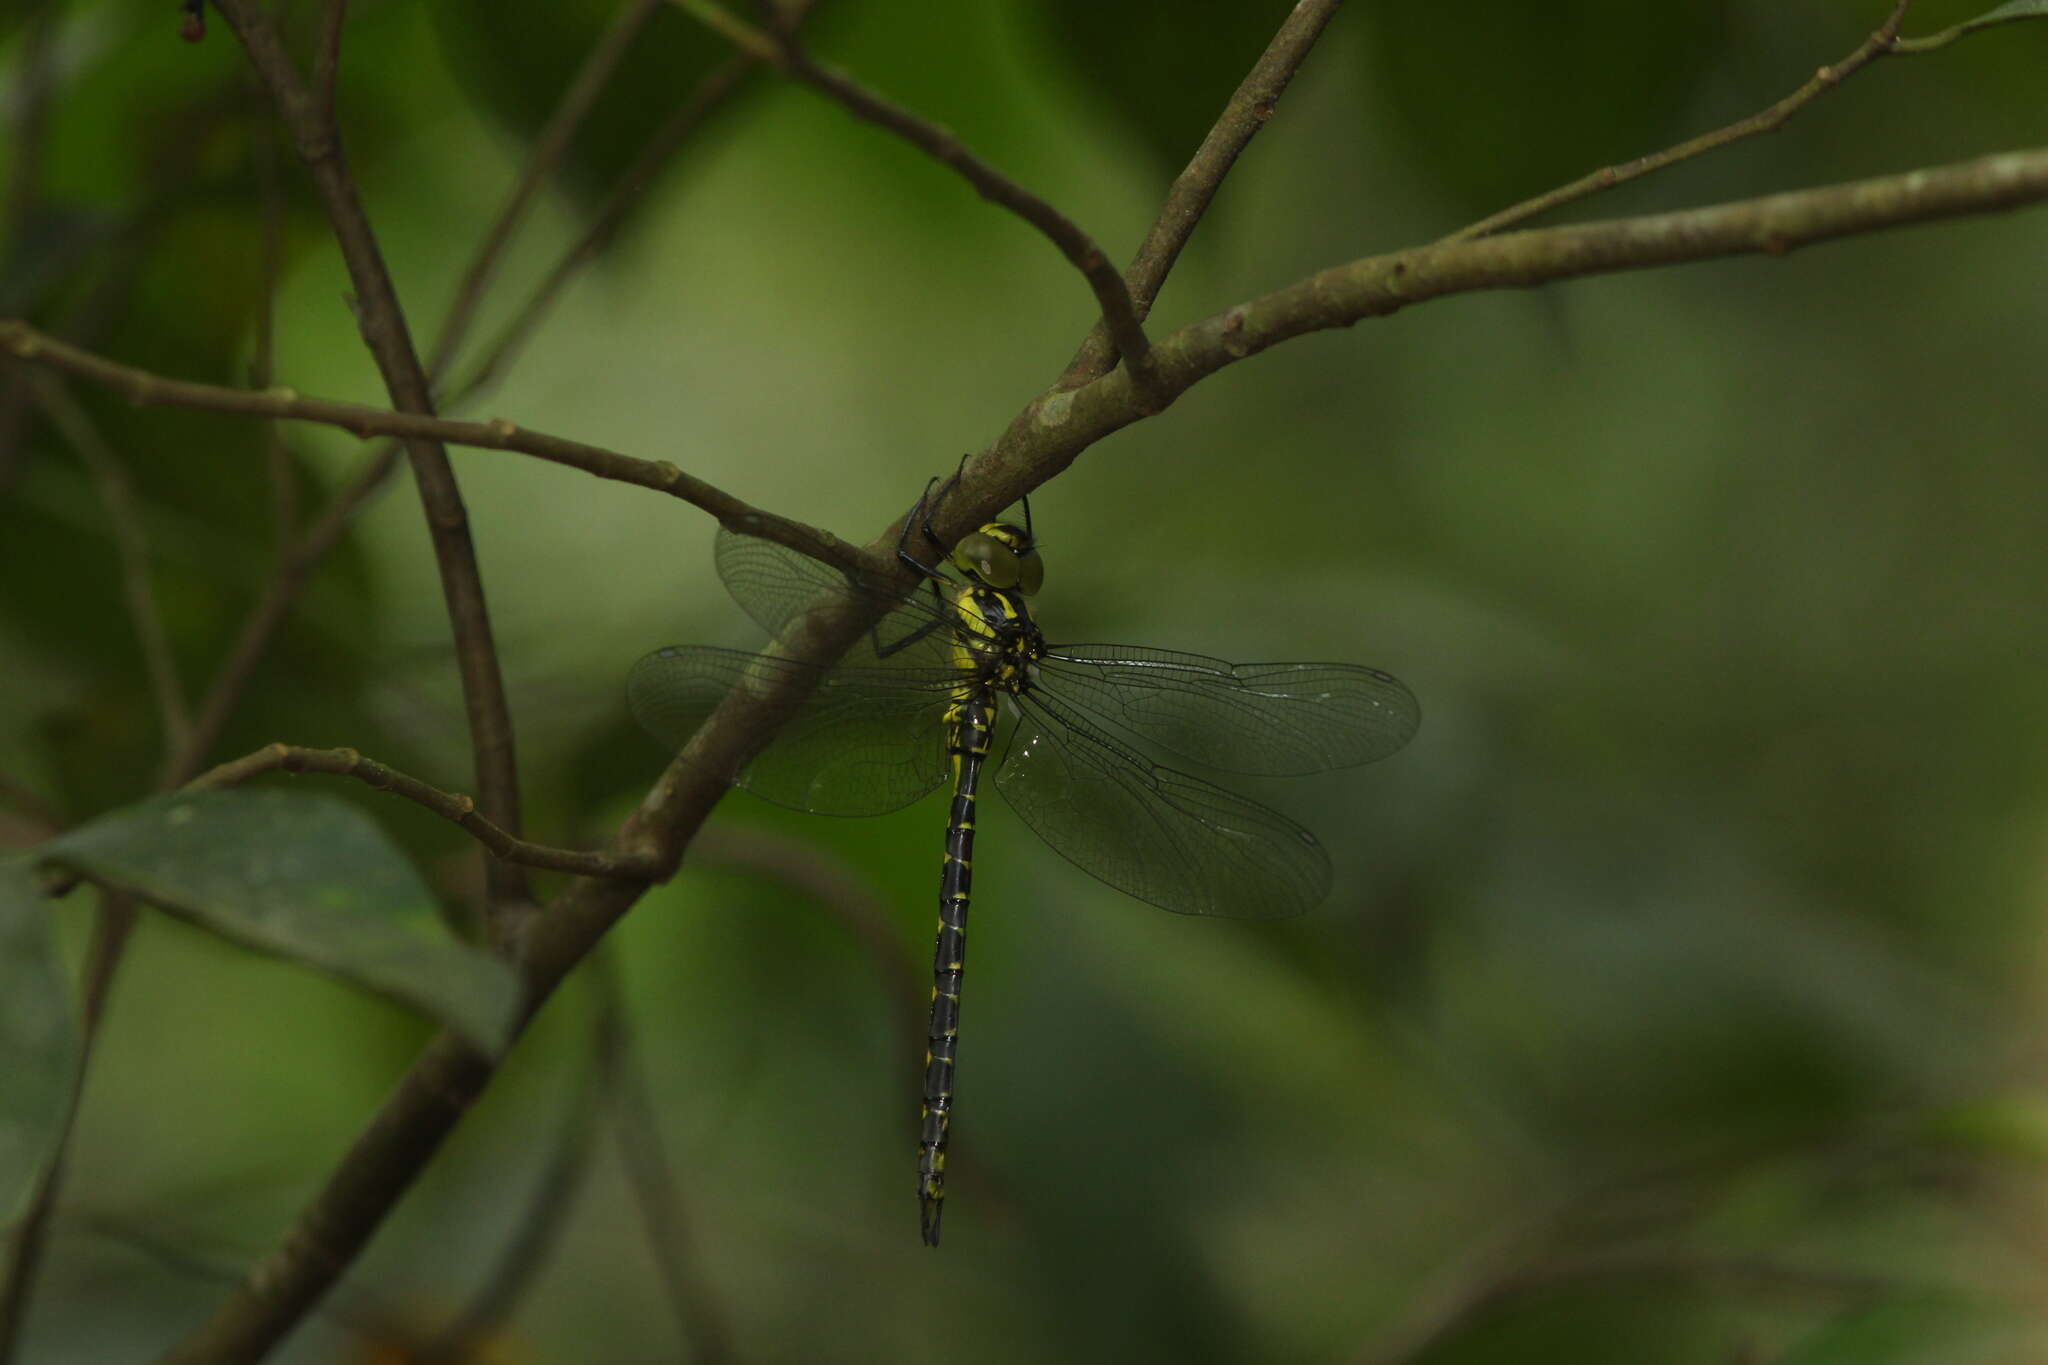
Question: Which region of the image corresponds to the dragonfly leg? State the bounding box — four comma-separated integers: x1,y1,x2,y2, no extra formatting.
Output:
896,474,949,580
871,591,950,660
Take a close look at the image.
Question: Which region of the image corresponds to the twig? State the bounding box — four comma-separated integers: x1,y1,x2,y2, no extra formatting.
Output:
984,145,2048,486
0,319,865,576
312,0,349,128
190,743,665,880
1895,1,2048,54
428,0,667,383
591,950,733,1364
27,373,192,754
3,8,782,1354
1442,1,1913,243
151,137,2048,1365
668,0,1165,403
1059,0,1347,388
212,0,531,907
171,0,767,790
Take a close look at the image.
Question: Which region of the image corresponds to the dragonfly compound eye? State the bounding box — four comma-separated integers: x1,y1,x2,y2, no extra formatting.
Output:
953,531,1020,589
1014,548,1044,595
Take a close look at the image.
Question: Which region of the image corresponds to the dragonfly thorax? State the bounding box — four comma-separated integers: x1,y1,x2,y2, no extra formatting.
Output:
948,579,1045,694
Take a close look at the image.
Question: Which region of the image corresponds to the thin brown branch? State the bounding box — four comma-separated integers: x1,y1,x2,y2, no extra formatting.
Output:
591,950,733,1365
0,318,864,576
190,743,665,880
5,9,782,1355
152,144,2048,1365
173,0,763,791
312,0,349,127
27,373,192,754
987,144,2048,503
1059,0,1347,388
1895,1,2048,54
1442,1,1913,243
668,0,1165,403
212,0,530,906
428,0,666,383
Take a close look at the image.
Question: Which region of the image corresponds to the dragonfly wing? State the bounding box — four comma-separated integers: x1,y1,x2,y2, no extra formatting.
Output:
994,691,1329,919
716,527,956,669
627,646,955,815
1034,644,1420,776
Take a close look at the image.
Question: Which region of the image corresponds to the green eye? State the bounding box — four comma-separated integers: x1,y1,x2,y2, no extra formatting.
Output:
954,532,1019,588
1015,548,1044,595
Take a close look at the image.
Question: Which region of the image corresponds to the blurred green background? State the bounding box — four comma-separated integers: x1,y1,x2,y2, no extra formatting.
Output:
5,0,2048,1361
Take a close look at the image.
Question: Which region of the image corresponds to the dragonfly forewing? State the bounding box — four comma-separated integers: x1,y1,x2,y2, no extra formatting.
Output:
1033,645,1420,777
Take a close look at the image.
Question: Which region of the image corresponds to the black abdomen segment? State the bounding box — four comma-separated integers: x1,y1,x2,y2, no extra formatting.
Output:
919,691,993,1246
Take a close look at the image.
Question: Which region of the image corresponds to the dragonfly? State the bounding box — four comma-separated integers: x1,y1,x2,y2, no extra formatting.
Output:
626,481,1420,1245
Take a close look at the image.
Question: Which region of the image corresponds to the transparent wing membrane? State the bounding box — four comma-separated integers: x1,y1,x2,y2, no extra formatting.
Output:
628,528,1418,915
1034,645,1420,776
625,645,956,816
995,692,1330,920
713,527,957,670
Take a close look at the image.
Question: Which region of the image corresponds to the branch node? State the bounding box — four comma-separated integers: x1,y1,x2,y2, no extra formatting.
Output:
1219,305,1253,358
487,418,518,441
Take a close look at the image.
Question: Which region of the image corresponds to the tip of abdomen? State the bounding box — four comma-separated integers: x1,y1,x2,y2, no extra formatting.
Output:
920,1191,944,1246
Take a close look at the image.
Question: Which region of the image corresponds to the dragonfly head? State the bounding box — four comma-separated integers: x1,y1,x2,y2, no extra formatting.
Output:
952,522,1043,595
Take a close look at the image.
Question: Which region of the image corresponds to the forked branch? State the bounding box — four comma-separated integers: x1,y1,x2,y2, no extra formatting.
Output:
1061,0,1349,387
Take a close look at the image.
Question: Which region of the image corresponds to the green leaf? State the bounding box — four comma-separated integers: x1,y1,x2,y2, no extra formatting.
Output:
0,858,80,1228
1896,0,2048,54
45,791,521,1054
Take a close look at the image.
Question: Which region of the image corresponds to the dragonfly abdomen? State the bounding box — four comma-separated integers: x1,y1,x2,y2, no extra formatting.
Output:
920,688,995,1247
